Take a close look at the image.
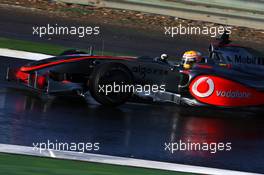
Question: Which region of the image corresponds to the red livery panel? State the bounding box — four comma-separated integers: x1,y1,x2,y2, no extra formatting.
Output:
189,75,264,107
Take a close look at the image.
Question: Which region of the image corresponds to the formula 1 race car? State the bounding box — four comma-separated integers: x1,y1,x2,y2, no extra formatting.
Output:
6,33,264,107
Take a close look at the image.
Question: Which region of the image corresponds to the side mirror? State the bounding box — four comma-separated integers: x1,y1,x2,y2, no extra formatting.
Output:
160,54,168,61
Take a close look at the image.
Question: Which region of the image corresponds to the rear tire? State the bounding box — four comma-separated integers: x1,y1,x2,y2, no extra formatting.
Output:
89,63,133,106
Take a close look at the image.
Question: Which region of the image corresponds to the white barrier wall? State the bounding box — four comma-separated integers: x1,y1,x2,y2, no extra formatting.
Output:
55,0,264,29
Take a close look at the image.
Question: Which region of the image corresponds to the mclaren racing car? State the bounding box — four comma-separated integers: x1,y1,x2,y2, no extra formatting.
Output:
6,33,264,107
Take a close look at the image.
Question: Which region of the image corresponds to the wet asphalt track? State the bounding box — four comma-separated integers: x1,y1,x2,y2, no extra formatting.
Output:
0,56,264,173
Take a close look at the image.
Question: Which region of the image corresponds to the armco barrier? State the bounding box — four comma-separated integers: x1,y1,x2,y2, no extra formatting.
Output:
55,0,264,30
176,0,264,13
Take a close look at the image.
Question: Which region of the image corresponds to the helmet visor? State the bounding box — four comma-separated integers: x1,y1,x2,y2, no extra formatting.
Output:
182,57,196,65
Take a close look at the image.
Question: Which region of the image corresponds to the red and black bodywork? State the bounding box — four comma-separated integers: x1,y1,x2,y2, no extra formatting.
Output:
6,34,264,108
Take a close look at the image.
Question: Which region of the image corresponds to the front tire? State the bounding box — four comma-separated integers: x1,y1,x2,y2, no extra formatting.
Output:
89,63,133,106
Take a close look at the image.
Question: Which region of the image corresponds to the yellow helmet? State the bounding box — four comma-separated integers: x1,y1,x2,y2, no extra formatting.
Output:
182,50,202,69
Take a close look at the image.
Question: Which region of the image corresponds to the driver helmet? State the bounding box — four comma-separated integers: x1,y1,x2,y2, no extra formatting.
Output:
182,51,202,69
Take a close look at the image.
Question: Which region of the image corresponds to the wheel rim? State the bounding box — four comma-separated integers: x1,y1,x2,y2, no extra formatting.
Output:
97,67,132,102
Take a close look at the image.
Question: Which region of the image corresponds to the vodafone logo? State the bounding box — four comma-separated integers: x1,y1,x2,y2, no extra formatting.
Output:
191,77,214,98
189,75,264,107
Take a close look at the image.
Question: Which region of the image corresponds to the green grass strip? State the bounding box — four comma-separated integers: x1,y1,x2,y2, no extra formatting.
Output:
0,153,197,175
0,37,133,56
0,37,68,55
